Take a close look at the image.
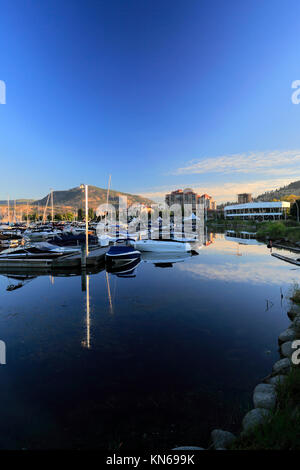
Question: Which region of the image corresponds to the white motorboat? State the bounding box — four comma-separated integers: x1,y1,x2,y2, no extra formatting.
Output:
132,239,192,252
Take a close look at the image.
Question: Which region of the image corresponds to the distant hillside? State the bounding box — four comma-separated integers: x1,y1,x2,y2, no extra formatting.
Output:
33,186,154,209
255,180,300,202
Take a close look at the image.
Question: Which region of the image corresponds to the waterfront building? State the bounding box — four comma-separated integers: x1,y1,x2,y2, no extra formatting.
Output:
199,193,216,210
237,193,253,204
224,201,290,221
165,189,216,213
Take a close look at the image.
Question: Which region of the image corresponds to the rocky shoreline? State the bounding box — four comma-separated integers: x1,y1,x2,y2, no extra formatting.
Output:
173,302,300,451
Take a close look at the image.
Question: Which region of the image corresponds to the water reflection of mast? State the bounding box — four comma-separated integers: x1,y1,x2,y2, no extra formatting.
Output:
106,272,114,315
81,269,91,349
86,274,91,348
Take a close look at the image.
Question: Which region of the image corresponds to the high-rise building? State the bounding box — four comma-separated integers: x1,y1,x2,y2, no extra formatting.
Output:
165,188,216,212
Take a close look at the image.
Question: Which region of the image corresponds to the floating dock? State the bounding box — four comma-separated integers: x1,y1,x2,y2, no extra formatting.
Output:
271,252,300,266
272,243,300,253
0,246,109,272
0,258,53,270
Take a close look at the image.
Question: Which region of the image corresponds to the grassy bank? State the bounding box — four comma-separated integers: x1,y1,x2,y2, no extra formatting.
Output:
230,367,300,450
207,219,257,231
256,221,300,243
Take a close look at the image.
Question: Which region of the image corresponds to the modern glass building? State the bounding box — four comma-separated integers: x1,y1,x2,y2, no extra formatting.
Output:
224,201,290,221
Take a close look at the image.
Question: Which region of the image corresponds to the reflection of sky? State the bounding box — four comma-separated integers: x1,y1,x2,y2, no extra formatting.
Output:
0,230,297,448
181,234,300,286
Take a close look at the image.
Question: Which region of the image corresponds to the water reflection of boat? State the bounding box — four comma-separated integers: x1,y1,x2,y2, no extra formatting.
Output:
132,239,192,253
106,258,141,277
0,264,105,287
225,231,263,245
141,251,192,268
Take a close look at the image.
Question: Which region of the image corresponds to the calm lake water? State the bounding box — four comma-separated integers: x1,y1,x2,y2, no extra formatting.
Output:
0,232,297,449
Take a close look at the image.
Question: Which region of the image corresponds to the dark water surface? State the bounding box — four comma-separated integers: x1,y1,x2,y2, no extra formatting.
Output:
0,233,297,449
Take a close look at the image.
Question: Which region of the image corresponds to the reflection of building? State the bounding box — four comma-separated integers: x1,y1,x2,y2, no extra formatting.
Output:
165,189,216,212
237,193,252,204
224,201,290,221
204,232,215,246
225,230,263,245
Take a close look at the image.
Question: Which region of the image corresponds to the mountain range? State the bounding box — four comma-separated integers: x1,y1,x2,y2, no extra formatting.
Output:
255,180,300,201
0,186,154,210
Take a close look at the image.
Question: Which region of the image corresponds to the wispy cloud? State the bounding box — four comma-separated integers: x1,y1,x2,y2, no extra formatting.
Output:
173,150,300,177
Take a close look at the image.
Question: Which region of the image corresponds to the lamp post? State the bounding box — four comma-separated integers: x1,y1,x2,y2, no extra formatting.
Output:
80,184,89,256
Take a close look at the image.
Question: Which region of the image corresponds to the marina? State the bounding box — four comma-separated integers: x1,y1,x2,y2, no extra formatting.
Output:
1,0,300,452
0,230,296,449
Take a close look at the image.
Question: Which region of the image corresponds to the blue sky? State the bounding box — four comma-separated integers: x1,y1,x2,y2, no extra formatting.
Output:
1,0,300,202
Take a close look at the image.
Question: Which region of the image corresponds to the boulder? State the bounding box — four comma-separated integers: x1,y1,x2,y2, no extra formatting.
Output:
267,375,286,385
253,383,277,410
287,305,300,321
292,316,300,331
242,408,271,433
278,328,297,344
272,358,291,375
211,429,236,449
280,341,294,358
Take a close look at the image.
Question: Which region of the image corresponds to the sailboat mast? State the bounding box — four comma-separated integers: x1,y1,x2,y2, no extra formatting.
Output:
105,175,111,227
51,189,54,222
7,197,10,224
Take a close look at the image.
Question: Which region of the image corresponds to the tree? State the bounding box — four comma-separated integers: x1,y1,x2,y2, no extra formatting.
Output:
77,208,84,221
88,208,95,220
290,200,300,221
65,212,74,221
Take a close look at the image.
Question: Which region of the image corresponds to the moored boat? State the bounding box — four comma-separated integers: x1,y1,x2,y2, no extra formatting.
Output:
105,239,141,266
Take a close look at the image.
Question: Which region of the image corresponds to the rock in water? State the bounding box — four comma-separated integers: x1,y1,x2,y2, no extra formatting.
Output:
253,383,277,410
272,358,291,375
278,328,297,344
280,341,294,358
267,375,286,385
211,429,236,449
242,408,271,433
287,306,300,321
